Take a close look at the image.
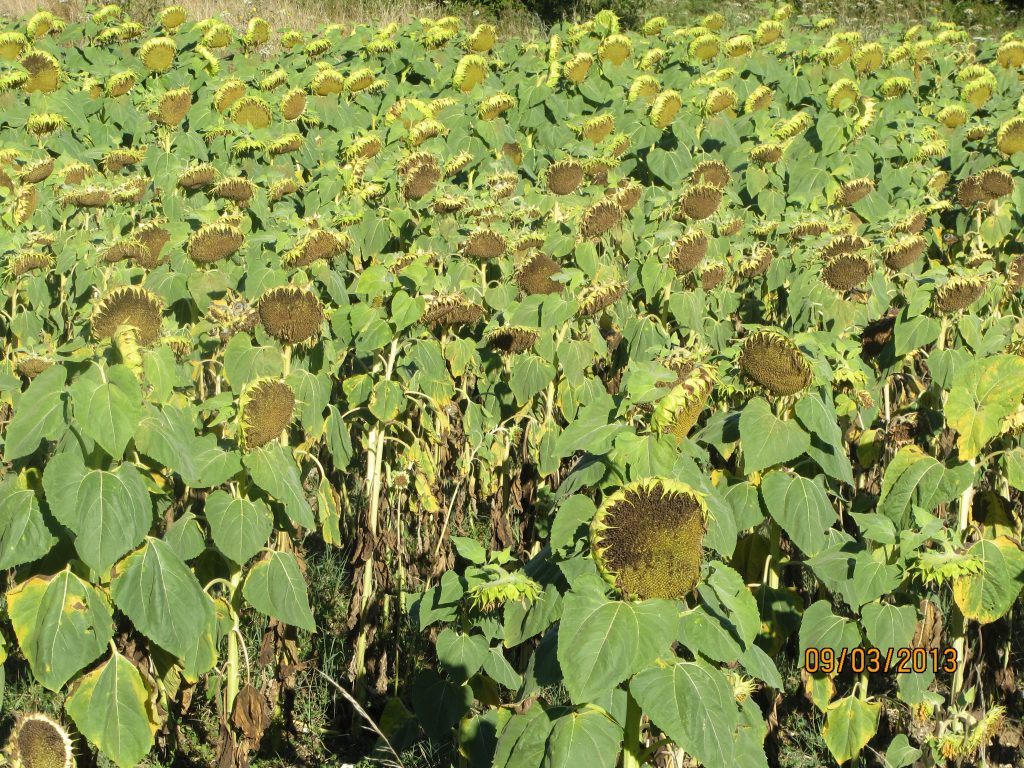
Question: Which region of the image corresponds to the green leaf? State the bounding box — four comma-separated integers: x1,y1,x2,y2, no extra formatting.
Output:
411,668,474,742
6,570,113,691
66,651,156,768
557,590,677,703
163,511,206,561
70,363,143,460
945,354,1024,460
243,551,316,632
111,538,218,668
510,355,557,406
794,392,854,484
0,478,55,568
223,333,283,388
243,443,315,529
822,695,880,764
953,536,1024,624
545,708,622,767
550,496,596,551
436,630,489,683
1002,447,1024,491
893,313,939,356
631,660,738,767
798,601,861,663
136,404,241,488
883,734,923,768
860,603,916,653
760,472,835,557
4,364,67,461
878,447,973,525
482,646,523,689
74,464,152,575
204,490,273,564
739,398,810,475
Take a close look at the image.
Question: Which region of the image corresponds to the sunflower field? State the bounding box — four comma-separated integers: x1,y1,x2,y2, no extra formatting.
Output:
2,2,1024,766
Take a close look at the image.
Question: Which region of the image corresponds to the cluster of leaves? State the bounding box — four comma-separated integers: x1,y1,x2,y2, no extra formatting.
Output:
1,2,1024,767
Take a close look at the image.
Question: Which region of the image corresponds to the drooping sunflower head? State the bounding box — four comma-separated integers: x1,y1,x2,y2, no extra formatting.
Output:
978,168,1014,199
735,242,775,279
453,54,488,92
690,159,730,189
749,143,783,166
839,177,874,206
19,50,60,93
677,182,723,220
422,294,484,329
478,92,517,121
258,286,324,345
515,251,562,295
880,76,912,99
545,159,584,195
18,155,54,184
462,228,507,259
739,329,812,396
211,176,257,204
936,103,968,129
882,234,927,270
577,280,626,317
689,32,720,61
934,275,986,314
650,89,682,128
401,158,440,201
822,253,873,292
628,74,661,102
187,221,244,266
238,378,295,451
153,87,192,126
821,234,868,259
591,478,708,601
598,34,632,65
284,230,347,268
5,712,73,768
230,96,272,129
700,262,728,290
997,116,1024,155
580,198,625,239
563,52,594,83
486,325,539,354
667,229,708,275
827,78,860,111
651,365,716,440
139,36,176,72
92,286,164,346
725,34,753,58
159,5,186,30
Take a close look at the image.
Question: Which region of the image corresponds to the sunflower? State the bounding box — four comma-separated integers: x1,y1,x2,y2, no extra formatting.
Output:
739,329,812,396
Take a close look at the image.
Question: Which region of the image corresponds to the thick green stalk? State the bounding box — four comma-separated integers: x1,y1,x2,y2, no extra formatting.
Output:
622,692,644,768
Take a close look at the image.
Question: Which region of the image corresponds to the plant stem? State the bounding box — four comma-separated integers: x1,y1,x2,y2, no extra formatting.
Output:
951,465,975,699
351,339,400,710
622,691,644,768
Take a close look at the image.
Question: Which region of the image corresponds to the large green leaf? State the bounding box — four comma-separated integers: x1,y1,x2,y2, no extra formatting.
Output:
74,464,152,575
945,354,1024,460
111,538,218,670
436,629,489,683
739,398,810,475
4,365,67,461
760,471,835,557
860,603,916,653
243,443,315,529
204,490,273,564
877,447,973,524
631,660,738,768
242,550,316,631
6,571,113,691
544,707,622,767
136,403,241,488
822,696,880,764
411,668,474,742
70,363,142,460
66,651,156,768
0,477,55,568
953,536,1024,624
798,600,861,662
557,590,677,703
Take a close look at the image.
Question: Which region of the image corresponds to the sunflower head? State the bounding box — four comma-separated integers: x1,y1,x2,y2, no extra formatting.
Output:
238,378,295,451
651,365,716,440
258,286,324,344
750,143,783,166
598,34,632,65
284,230,347,268
650,89,682,128
515,251,562,295
563,52,594,83
139,36,176,72
577,281,626,317
934,276,986,314
736,243,775,278
580,198,625,238
153,87,192,126
591,478,708,601
745,84,774,112
92,286,164,346
677,183,723,220
667,229,708,274
187,222,244,265
5,712,73,768
690,159,730,188
822,253,873,292
739,329,812,396
700,262,728,290
546,159,584,195
839,177,874,206
882,234,927,270
486,325,539,354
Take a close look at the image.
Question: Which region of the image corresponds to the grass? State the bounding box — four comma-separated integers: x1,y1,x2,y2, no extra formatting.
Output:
3,0,1021,38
